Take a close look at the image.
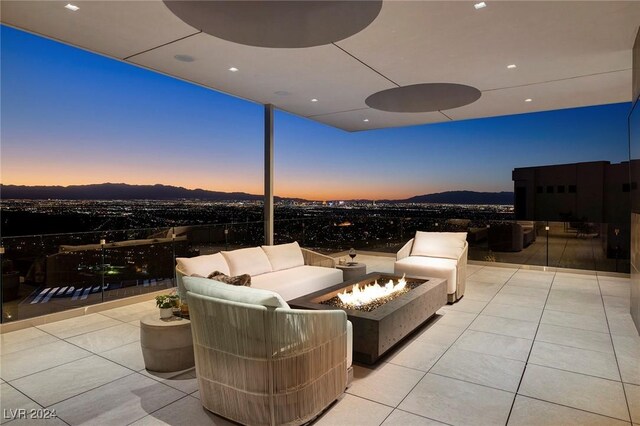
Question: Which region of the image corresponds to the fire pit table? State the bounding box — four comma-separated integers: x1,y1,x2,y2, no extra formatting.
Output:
289,273,447,364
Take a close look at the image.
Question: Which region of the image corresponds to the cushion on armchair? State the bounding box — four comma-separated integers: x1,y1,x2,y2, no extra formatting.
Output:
411,231,466,260
183,276,288,309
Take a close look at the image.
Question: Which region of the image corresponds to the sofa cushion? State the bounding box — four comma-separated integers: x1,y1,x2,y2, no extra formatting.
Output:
222,247,273,277
251,266,343,301
261,242,305,272
394,256,457,294
176,253,230,277
411,231,466,260
183,276,288,309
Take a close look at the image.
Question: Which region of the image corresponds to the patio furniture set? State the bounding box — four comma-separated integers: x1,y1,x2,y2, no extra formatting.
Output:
142,232,468,425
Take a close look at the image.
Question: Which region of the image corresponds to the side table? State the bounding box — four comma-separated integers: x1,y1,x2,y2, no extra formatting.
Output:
336,263,367,281
140,314,194,372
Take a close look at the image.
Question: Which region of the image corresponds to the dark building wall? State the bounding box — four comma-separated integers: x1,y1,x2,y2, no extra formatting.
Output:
513,161,617,222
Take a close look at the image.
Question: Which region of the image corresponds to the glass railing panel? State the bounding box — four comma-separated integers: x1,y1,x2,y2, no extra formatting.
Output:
1,231,109,323
100,227,177,303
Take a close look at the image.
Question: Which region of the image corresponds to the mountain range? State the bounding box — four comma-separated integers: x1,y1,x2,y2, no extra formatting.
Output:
0,183,514,205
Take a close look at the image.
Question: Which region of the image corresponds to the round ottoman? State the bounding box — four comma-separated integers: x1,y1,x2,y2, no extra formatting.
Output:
140,314,194,372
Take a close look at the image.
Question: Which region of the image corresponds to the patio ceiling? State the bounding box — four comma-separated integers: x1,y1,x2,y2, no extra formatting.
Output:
2,1,639,131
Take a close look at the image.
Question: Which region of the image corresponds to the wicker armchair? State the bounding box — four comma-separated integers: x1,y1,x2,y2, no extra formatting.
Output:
186,287,351,426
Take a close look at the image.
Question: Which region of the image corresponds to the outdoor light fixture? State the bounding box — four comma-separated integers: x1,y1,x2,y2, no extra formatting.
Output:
65,3,79,11
228,67,239,72
525,98,532,102
474,2,487,10
507,64,517,69
311,98,318,102
545,226,550,231
363,118,369,122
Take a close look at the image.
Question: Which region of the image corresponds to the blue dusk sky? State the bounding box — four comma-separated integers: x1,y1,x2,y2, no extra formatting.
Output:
0,25,631,200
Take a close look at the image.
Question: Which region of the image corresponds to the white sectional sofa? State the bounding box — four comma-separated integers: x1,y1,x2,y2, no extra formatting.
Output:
395,231,468,303
176,241,344,302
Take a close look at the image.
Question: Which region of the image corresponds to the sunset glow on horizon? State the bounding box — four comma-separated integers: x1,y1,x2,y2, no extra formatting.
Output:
0,25,632,201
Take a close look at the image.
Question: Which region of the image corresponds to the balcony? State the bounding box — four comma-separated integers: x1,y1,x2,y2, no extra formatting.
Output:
0,224,638,425
1,251,637,425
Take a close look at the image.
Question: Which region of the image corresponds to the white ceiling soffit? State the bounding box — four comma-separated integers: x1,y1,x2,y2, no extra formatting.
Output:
2,1,639,132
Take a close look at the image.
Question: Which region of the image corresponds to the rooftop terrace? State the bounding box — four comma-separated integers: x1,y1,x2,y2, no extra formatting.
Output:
1,255,638,425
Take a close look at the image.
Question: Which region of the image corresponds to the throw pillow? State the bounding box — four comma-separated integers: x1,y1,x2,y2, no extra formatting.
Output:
207,270,251,287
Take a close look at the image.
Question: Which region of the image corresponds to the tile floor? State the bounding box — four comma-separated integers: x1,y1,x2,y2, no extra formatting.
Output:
1,256,638,425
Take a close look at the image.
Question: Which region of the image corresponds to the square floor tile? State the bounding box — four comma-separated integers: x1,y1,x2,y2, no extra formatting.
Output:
432,310,477,329
100,341,146,371
36,313,122,339
100,304,156,323
140,368,199,394
598,280,630,298
441,298,487,314
51,373,184,425
612,334,640,384
10,355,132,407
540,309,609,334
130,395,234,426
0,327,59,356
491,293,546,310
535,323,613,354
545,290,604,315
624,383,640,424
469,315,538,340
430,347,525,392
0,383,41,424
65,323,140,353
315,394,393,426
519,364,629,421
528,341,620,381
381,409,447,426
481,303,543,323
399,373,514,426
511,270,555,283
505,279,552,291
386,338,448,372
454,330,532,362
508,395,629,426
348,363,423,407
0,340,92,381
414,324,464,347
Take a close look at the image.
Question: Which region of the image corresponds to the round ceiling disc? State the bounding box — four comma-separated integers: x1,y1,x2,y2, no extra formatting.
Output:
163,1,383,48
365,83,482,112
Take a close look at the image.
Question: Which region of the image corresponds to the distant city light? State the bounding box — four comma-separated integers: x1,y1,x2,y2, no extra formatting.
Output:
311,98,318,102
228,67,239,72
65,3,79,11
507,64,517,69
525,98,532,102
363,118,369,122
474,2,487,10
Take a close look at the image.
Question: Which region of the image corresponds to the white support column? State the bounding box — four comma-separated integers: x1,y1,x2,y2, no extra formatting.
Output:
264,104,274,246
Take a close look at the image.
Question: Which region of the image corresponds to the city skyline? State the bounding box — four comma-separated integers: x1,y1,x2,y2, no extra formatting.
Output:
0,25,633,201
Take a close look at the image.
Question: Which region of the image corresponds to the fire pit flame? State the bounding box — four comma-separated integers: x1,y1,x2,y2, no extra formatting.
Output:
337,274,407,307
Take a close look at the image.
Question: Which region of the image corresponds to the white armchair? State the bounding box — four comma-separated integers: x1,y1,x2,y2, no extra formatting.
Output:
183,276,352,426
395,231,468,303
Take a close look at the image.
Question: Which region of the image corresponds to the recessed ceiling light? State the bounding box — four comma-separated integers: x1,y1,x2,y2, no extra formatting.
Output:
507,64,517,69
228,67,239,72
174,54,195,63
474,2,487,10
311,98,318,102
65,3,79,11
363,118,369,122
525,98,532,102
